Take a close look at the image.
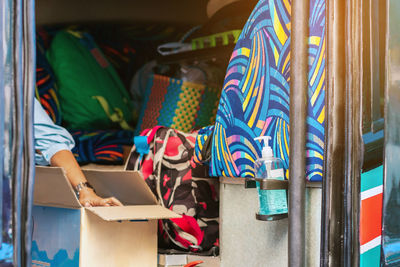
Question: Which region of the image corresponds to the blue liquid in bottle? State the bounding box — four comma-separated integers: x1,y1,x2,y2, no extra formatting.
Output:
253,136,288,219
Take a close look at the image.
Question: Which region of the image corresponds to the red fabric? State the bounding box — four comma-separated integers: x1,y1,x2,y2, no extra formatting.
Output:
182,171,192,181
143,125,163,144
360,193,383,245
164,136,184,156
141,158,154,180
171,215,204,247
184,261,204,267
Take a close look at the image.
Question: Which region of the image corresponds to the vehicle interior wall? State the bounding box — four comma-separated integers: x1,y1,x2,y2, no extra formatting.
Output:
35,0,244,25
35,0,209,26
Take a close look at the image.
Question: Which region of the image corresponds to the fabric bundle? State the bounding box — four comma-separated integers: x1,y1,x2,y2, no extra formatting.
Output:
47,30,135,131
35,28,135,164
71,130,134,164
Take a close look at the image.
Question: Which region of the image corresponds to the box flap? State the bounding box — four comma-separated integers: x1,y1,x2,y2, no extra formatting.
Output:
82,169,157,205
86,205,181,221
81,164,125,171
34,166,158,208
34,166,81,208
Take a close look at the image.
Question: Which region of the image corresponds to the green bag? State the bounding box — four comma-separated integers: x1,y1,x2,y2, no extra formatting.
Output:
47,30,134,130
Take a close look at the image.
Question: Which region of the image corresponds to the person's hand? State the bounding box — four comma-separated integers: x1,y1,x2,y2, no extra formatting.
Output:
49,150,123,207
78,188,123,207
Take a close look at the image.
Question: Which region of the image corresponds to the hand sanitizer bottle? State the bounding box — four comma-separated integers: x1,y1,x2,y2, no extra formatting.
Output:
254,136,288,220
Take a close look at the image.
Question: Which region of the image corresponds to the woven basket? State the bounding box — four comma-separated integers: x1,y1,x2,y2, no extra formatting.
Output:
135,74,221,134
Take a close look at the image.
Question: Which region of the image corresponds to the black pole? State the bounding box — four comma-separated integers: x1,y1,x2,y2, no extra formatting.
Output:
321,0,347,266
288,0,309,266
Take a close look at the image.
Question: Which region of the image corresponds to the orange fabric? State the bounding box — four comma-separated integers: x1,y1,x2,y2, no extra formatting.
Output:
184,261,204,267
360,193,383,245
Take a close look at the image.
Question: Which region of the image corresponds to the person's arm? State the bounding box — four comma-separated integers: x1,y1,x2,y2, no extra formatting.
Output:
34,98,122,207
50,150,122,207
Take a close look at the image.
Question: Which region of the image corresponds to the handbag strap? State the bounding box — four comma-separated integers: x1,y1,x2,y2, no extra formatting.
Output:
132,126,164,170
155,128,174,208
145,125,163,143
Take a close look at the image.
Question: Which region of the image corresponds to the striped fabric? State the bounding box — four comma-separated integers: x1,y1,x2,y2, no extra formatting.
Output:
209,0,326,181
70,130,134,164
36,31,62,125
360,166,383,267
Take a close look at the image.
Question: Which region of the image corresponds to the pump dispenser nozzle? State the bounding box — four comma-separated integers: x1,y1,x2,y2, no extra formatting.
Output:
254,136,273,158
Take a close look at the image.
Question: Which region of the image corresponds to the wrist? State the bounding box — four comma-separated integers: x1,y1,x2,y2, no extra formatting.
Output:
74,181,95,198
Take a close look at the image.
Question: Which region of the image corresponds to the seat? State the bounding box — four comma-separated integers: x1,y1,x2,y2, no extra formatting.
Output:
208,0,326,181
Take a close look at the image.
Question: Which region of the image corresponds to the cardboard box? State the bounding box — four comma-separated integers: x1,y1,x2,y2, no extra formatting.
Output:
31,166,179,267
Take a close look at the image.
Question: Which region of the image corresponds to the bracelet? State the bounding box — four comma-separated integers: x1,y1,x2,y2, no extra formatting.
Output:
75,181,95,197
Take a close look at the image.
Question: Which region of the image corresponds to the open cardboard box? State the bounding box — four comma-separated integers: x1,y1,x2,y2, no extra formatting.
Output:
31,166,180,267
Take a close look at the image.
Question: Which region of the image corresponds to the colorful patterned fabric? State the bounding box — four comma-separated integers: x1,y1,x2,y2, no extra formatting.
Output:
193,126,214,166
135,74,221,135
126,127,219,252
209,0,326,181
36,31,62,125
70,130,134,164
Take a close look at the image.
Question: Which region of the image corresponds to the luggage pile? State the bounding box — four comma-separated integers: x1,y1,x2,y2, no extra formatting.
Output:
33,11,236,253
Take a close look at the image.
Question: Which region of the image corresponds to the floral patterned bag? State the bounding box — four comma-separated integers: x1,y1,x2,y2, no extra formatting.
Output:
125,126,219,253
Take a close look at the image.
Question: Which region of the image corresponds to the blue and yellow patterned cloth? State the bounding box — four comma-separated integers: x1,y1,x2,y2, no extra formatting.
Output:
208,0,325,181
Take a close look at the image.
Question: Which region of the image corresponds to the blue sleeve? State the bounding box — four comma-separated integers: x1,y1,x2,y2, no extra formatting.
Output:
34,98,75,165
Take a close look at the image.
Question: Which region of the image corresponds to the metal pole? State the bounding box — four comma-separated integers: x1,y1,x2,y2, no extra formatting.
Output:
12,0,24,265
289,0,309,266
345,0,363,266
21,0,36,265
321,0,347,266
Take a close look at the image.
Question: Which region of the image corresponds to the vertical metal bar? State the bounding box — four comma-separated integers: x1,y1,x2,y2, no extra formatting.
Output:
288,0,309,266
0,0,16,264
0,0,5,248
362,0,372,134
321,0,347,266
352,0,363,265
21,0,35,265
343,1,354,265
345,0,363,266
370,0,382,127
12,0,24,265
